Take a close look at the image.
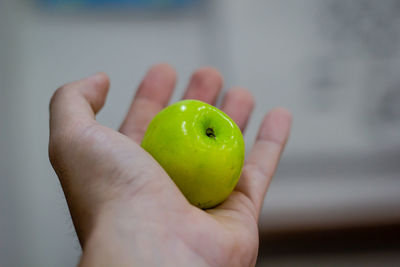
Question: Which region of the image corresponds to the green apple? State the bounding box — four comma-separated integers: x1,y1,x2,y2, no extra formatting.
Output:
141,99,245,209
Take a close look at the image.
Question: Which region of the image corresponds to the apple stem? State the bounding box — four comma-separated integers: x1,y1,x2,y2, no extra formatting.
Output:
206,128,216,138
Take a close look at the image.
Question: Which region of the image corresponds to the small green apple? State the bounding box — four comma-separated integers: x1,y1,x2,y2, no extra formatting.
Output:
141,99,245,209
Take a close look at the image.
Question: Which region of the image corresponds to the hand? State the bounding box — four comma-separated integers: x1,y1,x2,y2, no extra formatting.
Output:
49,64,292,267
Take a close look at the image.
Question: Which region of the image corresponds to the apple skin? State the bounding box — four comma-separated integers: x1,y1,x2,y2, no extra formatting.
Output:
141,99,245,209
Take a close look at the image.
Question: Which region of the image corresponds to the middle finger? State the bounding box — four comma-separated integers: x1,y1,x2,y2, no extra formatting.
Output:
182,67,223,105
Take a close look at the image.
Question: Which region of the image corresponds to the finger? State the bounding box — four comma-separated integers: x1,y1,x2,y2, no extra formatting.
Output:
49,72,110,138
216,108,292,220
182,67,223,105
220,88,254,132
119,64,177,143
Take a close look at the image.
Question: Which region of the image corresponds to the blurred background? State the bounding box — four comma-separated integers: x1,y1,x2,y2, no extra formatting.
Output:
1,0,400,266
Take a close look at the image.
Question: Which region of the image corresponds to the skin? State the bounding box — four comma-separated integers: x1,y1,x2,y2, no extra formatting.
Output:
141,100,245,209
48,64,292,267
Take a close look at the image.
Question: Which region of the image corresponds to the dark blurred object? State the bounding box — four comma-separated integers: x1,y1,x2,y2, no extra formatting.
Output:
257,222,400,266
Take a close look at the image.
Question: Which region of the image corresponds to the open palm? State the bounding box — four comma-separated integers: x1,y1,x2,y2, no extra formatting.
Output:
49,64,292,267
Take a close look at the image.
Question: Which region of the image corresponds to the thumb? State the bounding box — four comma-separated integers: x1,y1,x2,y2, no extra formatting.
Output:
49,72,110,138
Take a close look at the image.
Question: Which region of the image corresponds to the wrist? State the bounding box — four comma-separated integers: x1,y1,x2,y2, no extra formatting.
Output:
79,203,145,266
79,203,209,267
